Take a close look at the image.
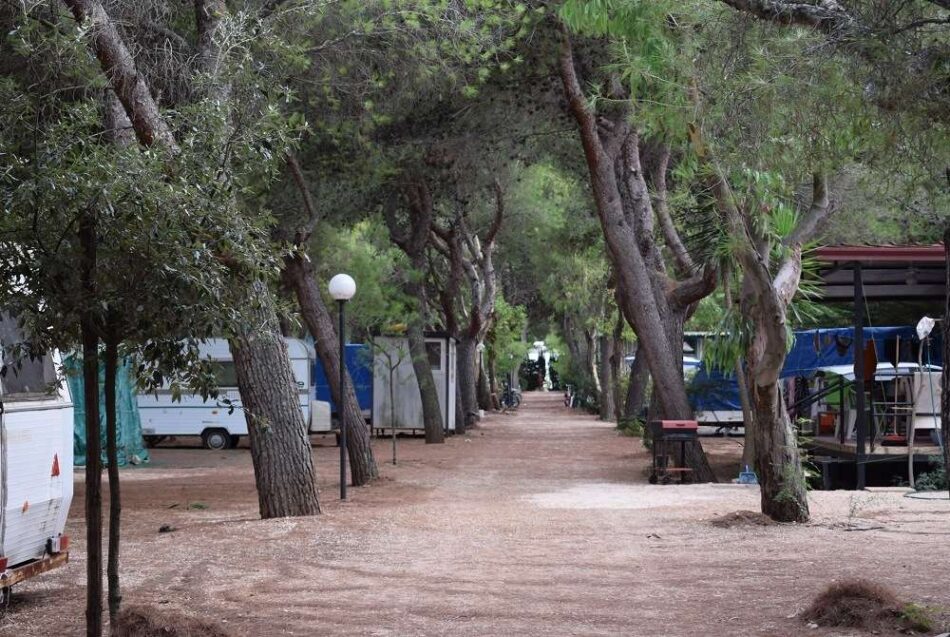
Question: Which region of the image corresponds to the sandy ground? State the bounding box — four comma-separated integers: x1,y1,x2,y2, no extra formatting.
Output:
2,392,949,636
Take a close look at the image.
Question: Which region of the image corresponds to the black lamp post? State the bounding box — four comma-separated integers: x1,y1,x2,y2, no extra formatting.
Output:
328,273,356,500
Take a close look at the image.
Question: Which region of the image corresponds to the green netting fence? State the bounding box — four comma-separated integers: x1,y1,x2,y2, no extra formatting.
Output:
64,355,149,467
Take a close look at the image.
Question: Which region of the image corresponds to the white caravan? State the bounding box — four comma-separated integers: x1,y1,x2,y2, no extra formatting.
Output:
137,338,331,449
0,315,73,605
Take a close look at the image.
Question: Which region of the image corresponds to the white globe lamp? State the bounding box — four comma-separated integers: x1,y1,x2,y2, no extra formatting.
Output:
328,273,356,301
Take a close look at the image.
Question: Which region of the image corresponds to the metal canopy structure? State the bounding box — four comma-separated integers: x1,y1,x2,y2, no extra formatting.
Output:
813,244,946,488
815,244,945,301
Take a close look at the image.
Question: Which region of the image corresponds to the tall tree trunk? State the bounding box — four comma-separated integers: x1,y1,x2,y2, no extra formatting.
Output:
283,256,378,485
230,280,320,518
487,340,501,410
558,33,717,480
457,336,479,427
79,214,102,637
727,174,830,522
104,336,121,624
624,351,650,420
406,321,445,443
599,334,616,421
585,330,602,398
454,379,465,434
942,224,949,500
749,379,810,522
610,315,624,423
66,0,321,518
476,353,492,410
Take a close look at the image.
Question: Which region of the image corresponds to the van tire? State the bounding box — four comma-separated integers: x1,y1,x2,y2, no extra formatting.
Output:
143,435,166,448
201,428,231,451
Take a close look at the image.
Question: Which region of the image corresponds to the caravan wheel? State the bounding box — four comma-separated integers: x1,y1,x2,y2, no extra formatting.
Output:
202,428,231,451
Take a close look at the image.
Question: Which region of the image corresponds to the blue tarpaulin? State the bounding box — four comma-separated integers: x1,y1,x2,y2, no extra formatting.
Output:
312,343,373,414
64,355,149,467
687,326,943,412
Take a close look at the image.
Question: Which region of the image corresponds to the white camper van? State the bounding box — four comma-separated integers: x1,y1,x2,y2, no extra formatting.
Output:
0,315,73,606
137,338,331,450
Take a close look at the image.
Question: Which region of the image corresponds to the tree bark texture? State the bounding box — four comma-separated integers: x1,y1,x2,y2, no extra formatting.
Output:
609,313,625,423
283,256,378,485
406,320,445,443
430,184,504,424
624,350,650,420
79,213,103,637
63,0,178,149
104,337,121,624
599,334,616,421
749,380,810,522
724,174,831,522
476,354,492,410
384,179,445,443
942,225,949,500
457,336,479,426
230,279,321,518
558,30,717,481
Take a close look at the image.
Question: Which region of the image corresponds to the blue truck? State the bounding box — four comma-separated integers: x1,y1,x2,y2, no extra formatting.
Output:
313,343,373,421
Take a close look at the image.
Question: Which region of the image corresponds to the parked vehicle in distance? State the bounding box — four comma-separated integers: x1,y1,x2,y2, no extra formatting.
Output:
0,313,73,607
138,338,331,449
501,383,522,409
312,343,373,423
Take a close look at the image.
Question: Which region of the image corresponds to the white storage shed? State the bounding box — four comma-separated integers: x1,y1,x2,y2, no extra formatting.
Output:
372,333,457,435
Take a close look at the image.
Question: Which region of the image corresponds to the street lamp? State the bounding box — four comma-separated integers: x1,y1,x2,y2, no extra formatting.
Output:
328,273,356,500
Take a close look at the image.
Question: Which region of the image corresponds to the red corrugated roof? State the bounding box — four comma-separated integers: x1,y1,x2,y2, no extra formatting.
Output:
815,244,945,263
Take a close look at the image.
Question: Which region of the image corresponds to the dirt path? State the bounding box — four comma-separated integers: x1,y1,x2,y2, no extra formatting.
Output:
3,392,948,636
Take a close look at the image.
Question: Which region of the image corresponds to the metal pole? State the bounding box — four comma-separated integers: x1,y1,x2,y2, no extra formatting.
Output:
853,263,866,490
339,299,347,501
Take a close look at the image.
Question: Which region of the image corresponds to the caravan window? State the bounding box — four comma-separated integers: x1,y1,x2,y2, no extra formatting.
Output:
0,313,57,400
426,342,442,371
211,361,239,388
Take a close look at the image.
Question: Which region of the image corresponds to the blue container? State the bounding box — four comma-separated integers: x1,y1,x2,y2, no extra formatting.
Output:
313,343,373,417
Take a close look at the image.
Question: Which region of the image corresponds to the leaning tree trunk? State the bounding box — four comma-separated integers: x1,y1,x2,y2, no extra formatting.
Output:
283,257,378,485
456,336,479,427
230,280,320,518
749,379,810,522
558,36,717,480
406,321,445,443
104,336,121,624
599,334,616,421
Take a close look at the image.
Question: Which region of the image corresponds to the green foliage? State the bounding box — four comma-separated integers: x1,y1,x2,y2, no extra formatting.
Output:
0,5,304,399
487,296,528,376
915,458,948,492
310,218,414,338
617,417,644,437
